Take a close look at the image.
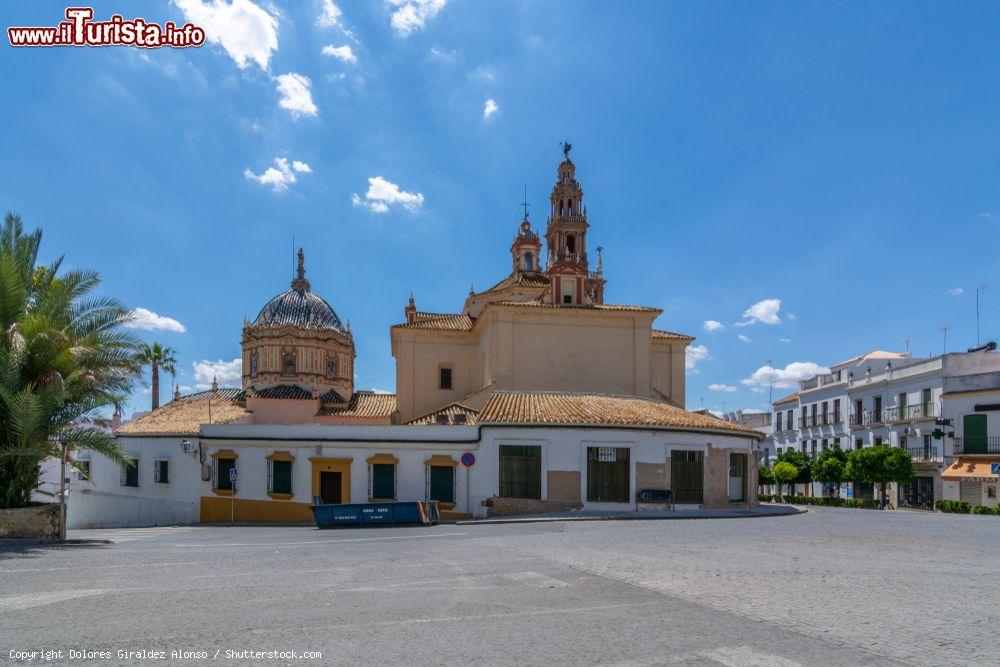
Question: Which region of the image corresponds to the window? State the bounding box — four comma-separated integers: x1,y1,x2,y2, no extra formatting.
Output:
563,294,573,304
566,234,576,254
874,436,883,447
215,457,236,491
268,459,293,495
810,441,817,459
154,459,169,484
428,465,455,504
499,445,542,499
855,438,863,450
833,399,841,422
326,357,336,380
786,410,793,431
370,463,396,500
822,402,829,424
821,439,828,452
121,458,138,487
282,353,295,376
76,460,91,481
250,353,258,378
523,252,534,271
439,367,453,390
586,447,630,503
671,450,704,504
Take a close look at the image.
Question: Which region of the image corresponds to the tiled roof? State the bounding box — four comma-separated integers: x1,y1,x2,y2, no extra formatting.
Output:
406,402,479,425
392,313,475,331
652,329,695,342
481,272,549,294
477,391,761,437
317,391,396,419
253,287,344,332
320,388,346,404
489,301,662,313
773,392,800,405
246,384,314,400
115,389,248,437
833,349,906,367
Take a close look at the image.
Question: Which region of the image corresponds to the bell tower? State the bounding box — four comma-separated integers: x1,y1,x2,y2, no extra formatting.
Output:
544,143,604,305
510,190,542,275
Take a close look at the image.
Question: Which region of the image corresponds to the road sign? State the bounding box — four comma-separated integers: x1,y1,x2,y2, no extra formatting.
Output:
229,468,238,482
992,463,1000,476
461,452,475,467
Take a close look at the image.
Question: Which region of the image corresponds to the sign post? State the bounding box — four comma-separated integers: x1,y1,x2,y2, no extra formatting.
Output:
461,453,475,517
229,467,238,524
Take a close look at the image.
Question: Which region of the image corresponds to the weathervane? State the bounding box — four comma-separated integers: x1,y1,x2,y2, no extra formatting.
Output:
521,184,530,220
560,141,572,159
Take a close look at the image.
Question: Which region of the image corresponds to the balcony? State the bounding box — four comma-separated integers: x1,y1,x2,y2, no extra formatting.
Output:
953,437,1000,455
884,403,937,423
906,445,941,462
849,410,884,429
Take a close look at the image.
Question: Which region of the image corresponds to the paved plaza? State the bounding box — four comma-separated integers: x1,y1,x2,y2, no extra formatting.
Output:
2,507,997,665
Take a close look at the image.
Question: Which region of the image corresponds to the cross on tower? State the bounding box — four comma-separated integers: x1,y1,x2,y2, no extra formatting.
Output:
521,184,530,220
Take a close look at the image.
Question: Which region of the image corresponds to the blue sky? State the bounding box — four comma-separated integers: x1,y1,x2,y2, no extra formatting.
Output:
1,0,998,417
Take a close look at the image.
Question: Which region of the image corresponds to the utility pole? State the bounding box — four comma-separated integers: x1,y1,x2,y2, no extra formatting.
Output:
58,439,68,541
902,338,910,354
976,284,988,345
940,325,950,355
767,358,773,406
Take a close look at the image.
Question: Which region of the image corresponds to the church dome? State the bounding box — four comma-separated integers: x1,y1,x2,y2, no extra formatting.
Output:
252,249,345,332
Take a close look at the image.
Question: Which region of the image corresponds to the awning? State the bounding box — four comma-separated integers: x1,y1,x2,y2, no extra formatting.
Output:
941,458,1000,481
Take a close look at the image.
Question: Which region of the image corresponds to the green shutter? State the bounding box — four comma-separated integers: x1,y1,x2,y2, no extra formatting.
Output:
430,466,455,503
372,463,395,499
499,445,542,499
964,414,988,453
271,460,292,494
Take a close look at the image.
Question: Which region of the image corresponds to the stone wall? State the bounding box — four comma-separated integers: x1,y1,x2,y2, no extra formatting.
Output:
704,445,756,509
636,461,669,491
482,497,582,517
0,503,60,540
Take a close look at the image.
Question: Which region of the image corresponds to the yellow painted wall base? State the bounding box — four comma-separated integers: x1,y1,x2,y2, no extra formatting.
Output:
440,511,472,520
200,496,313,523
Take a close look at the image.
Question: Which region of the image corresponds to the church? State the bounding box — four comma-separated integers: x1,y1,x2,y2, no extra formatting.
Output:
70,147,762,527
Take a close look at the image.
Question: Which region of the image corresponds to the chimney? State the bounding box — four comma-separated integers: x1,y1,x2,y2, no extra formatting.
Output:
405,294,416,324
211,374,219,392
174,385,181,401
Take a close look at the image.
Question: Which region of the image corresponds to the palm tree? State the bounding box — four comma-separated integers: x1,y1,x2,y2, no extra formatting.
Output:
0,212,141,511
137,342,177,410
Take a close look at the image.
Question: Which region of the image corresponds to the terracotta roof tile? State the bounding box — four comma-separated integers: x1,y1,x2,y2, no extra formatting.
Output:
392,313,474,331
772,391,800,405
652,329,695,341
320,388,346,404
317,391,396,419
477,391,761,437
115,389,249,437
479,272,550,294
406,402,479,425
488,301,661,313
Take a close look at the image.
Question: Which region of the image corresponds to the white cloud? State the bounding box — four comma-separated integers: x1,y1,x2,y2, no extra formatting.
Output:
947,288,964,296
244,157,312,192
483,98,499,119
367,388,393,394
322,44,357,64
127,308,186,333
741,361,829,390
779,337,791,343
736,298,782,326
429,47,456,61
738,334,751,343
317,0,341,27
275,73,318,117
192,358,242,389
979,211,992,219
174,0,278,71
351,176,424,214
703,320,724,332
708,383,737,393
686,344,710,373
787,312,796,321
469,65,496,83
387,0,447,37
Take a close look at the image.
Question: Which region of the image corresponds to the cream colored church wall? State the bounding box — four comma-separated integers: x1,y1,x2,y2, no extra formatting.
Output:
650,342,687,406
394,333,479,422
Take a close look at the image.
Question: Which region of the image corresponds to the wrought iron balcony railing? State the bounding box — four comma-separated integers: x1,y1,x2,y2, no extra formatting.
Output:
953,436,1000,455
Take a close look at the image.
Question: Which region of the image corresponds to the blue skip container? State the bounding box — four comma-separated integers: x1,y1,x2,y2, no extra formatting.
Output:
311,499,439,528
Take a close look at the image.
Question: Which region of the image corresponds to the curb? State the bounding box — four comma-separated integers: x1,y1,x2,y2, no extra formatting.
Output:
456,507,804,525
0,538,113,547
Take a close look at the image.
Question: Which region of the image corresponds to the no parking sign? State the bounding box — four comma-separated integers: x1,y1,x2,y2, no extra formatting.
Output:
461,452,475,467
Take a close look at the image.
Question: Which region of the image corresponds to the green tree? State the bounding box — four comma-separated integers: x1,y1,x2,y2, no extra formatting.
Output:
137,342,177,410
776,449,812,493
846,445,914,508
812,445,848,497
758,464,774,488
0,213,141,512
772,461,798,497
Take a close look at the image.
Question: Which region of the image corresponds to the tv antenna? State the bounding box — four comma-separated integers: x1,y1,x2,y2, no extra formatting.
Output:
976,284,988,345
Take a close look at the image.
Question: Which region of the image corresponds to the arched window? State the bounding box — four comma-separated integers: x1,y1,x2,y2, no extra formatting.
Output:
282,353,295,376
326,357,336,379
568,198,573,215
250,353,258,378
559,201,564,216
523,252,534,271
566,234,576,254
